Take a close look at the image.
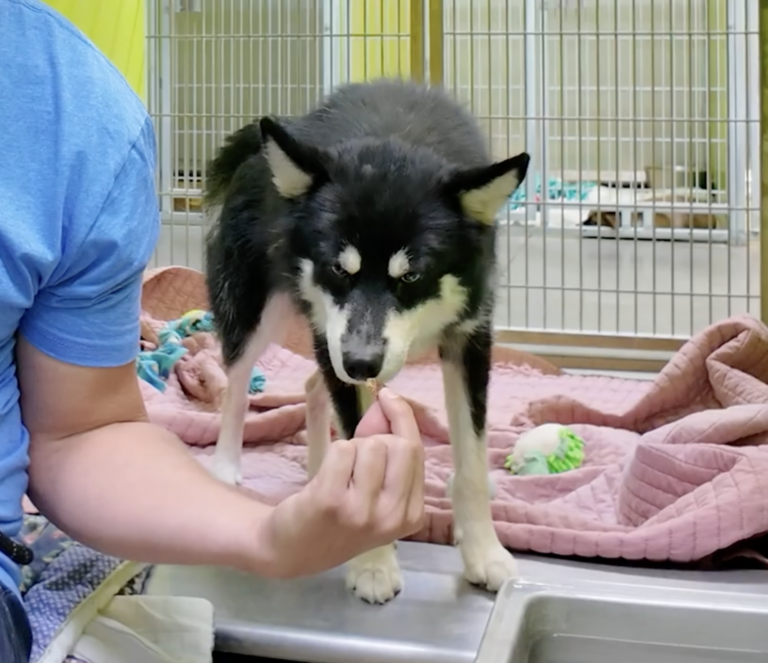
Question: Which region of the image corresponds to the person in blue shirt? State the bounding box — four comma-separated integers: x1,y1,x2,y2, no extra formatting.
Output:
0,2,425,659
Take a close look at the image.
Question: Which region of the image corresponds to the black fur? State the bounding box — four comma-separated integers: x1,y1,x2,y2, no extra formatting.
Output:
205,78,529,436
205,122,264,206
312,332,360,438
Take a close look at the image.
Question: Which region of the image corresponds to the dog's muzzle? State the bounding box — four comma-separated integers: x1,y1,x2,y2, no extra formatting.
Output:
341,346,384,381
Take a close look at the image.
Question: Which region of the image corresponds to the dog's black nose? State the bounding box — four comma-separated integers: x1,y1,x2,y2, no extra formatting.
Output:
342,350,384,381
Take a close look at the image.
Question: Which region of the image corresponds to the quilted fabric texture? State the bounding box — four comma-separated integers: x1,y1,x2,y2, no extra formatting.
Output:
18,515,149,663
141,267,768,566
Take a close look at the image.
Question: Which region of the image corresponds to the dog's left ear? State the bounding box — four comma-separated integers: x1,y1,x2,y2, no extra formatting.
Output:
260,117,328,198
445,152,531,224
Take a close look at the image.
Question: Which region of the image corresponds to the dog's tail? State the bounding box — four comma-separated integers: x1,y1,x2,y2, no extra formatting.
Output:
205,121,263,206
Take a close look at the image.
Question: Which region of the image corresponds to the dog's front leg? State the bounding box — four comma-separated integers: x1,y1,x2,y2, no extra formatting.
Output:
310,336,402,605
440,326,519,591
213,295,292,485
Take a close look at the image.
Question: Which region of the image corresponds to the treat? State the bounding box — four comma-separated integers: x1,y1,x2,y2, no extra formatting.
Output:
357,378,382,414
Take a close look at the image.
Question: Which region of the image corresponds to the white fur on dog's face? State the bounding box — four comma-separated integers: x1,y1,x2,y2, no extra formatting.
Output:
378,274,467,379
298,258,468,384
338,245,361,275
387,249,410,279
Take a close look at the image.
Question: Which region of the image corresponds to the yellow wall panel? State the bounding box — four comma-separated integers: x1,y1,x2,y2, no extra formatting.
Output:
343,0,411,83
43,0,146,103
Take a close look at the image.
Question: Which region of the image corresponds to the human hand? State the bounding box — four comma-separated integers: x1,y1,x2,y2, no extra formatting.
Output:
256,387,425,579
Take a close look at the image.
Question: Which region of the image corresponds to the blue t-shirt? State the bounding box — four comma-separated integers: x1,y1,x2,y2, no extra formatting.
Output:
0,0,160,597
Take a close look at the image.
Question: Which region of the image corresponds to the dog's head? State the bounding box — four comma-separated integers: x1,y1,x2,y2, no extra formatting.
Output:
260,117,529,384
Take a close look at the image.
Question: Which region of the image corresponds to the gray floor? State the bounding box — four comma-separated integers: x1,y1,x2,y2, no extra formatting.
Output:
152,223,762,339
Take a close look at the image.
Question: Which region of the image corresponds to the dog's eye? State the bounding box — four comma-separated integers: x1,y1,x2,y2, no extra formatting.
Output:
400,272,420,284
331,263,347,277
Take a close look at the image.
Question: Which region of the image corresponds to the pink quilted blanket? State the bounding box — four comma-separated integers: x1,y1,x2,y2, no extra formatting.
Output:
140,266,768,567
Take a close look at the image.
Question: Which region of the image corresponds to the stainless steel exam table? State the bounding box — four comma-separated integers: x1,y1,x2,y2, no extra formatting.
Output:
145,540,768,663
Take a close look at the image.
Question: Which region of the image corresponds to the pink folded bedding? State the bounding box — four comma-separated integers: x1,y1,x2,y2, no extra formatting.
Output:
140,266,768,567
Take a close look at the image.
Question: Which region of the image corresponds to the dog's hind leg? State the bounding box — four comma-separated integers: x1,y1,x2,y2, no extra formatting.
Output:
213,294,292,485
440,325,519,592
311,336,403,605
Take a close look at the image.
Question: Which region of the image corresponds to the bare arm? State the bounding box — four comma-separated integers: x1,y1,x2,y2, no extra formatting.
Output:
18,336,424,578
17,336,274,573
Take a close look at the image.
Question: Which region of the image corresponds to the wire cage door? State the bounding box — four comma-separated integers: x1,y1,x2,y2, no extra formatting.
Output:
438,0,761,369
145,0,764,370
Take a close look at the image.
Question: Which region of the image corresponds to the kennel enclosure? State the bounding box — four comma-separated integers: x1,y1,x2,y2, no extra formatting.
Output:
145,0,766,370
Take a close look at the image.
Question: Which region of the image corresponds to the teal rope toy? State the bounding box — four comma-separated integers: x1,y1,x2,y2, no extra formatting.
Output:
504,424,585,476
136,309,266,394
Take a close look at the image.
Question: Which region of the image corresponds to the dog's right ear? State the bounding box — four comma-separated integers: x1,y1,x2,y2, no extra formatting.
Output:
260,117,327,198
443,152,531,225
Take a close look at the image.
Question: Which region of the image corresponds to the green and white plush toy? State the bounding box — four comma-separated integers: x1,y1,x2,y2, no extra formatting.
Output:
504,423,585,476
445,424,585,498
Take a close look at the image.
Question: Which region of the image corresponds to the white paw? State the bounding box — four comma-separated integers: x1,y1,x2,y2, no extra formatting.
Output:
462,541,519,592
345,547,403,604
212,458,242,486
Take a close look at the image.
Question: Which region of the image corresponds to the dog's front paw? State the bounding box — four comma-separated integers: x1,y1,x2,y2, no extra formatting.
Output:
345,545,402,604
211,459,242,486
462,541,519,592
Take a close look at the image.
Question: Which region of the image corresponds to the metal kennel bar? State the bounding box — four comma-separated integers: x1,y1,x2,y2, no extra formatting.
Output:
146,0,334,270
145,0,764,371
761,2,768,329
433,0,761,369
146,0,422,272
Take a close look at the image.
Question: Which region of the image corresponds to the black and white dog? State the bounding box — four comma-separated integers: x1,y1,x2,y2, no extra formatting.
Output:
204,79,529,604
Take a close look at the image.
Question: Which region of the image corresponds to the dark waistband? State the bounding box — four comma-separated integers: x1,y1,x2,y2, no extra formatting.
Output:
0,533,33,567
